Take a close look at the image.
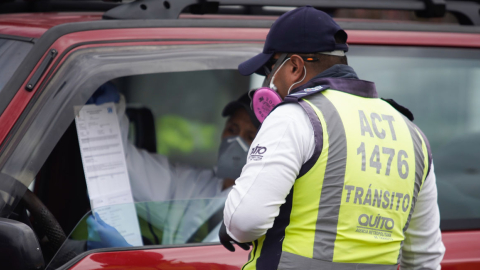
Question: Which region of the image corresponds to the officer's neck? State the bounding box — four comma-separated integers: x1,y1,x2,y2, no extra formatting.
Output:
313,64,358,80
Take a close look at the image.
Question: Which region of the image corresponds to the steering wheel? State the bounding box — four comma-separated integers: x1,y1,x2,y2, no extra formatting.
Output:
21,189,67,262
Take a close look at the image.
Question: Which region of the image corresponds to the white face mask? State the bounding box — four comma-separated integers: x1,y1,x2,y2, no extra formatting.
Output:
216,136,249,179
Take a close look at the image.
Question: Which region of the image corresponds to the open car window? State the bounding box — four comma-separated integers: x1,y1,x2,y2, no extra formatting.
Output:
0,43,261,217
0,43,262,267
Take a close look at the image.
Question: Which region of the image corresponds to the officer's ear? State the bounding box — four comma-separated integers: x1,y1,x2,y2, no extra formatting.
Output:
289,55,306,81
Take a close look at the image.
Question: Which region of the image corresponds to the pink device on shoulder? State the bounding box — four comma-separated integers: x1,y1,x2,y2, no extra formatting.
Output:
252,87,283,123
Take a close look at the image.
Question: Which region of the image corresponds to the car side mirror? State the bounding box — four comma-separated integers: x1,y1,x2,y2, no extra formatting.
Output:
0,218,44,270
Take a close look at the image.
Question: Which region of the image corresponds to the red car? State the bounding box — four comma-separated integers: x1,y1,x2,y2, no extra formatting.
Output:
0,1,479,269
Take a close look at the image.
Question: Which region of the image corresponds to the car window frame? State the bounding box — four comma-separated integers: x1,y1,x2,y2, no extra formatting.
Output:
0,43,261,217
0,36,34,95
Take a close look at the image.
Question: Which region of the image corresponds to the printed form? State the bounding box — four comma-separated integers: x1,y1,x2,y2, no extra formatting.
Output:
75,102,143,246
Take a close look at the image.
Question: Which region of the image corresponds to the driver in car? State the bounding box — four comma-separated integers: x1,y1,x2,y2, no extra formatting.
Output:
85,82,259,248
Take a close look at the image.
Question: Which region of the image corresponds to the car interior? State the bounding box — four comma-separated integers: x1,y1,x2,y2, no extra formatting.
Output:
26,68,259,265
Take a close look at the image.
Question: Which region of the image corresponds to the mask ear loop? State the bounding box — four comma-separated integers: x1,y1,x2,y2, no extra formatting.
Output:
269,58,290,91
263,53,289,88
248,88,255,110
287,66,307,95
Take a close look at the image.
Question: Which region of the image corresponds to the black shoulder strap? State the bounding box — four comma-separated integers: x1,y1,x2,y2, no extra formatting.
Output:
381,98,414,121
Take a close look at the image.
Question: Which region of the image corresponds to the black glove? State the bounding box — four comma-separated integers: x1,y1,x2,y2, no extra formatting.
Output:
219,221,251,252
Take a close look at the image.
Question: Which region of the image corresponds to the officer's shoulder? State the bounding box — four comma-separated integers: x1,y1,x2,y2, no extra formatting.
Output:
284,85,330,103
270,102,306,117
269,85,330,119
381,98,414,121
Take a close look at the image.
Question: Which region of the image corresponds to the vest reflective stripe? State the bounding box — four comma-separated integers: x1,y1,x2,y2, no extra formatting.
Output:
403,119,429,234
279,251,398,270
281,100,329,259
243,89,429,270
309,93,347,261
397,117,429,262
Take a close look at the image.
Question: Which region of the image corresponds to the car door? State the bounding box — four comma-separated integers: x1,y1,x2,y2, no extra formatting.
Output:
0,21,269,269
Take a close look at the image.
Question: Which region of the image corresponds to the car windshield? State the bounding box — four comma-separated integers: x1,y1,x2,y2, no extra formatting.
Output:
47,198,226,269
0,38,33,94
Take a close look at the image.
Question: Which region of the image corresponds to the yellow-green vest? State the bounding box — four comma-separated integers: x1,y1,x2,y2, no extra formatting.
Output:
243,78,431,270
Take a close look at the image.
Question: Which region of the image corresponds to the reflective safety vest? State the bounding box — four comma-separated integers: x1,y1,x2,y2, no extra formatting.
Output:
243,77,431,270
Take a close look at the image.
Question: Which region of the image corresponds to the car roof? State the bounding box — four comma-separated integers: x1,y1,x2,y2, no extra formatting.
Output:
1,11,480,41
0,12,103,39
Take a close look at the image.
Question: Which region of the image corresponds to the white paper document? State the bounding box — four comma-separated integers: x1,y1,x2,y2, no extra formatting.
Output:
75,102,143,246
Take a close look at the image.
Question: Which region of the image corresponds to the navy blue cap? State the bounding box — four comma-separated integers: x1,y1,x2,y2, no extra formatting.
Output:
238,6,348,76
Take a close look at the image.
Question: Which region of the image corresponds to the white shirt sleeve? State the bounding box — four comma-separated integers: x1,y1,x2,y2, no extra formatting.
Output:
223,103,314,242
400,163,446,270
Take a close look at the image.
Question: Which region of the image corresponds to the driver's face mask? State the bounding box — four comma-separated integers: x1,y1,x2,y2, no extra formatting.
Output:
216,136,250,180
250,53,307,123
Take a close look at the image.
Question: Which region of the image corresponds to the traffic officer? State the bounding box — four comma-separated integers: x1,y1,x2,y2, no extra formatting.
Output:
221,6,445,270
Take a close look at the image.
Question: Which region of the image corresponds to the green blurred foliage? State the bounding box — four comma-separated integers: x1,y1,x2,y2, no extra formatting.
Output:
155,115,217,156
